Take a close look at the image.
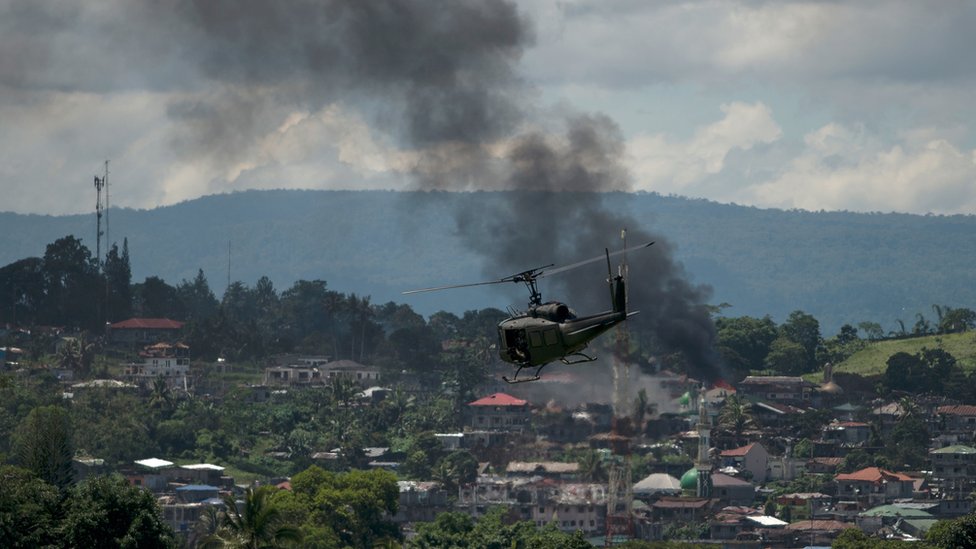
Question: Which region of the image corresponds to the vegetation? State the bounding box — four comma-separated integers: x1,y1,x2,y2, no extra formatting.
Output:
4,231,976,547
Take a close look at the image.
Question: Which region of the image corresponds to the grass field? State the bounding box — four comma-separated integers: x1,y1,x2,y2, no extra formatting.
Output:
835,331,976,377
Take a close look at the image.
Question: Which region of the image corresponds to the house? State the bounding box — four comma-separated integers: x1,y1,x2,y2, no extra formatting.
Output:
107,318,184,346
532,482,607,534
264,365,324,386
856,504,936,535
737,376,817,404
177,463,228,487
834,467,915,509
123,342,191,388
709,506,787,541
651,497,713,523
929,445,976,500
505,461,580,479
322,359,381,386
783,520,854,547
465,393,531,432
175,485,221,504
823,421,872,447
128,457,175,492
719,442,769,482
394,481,451,524
711,472,755,506
935,405,976,444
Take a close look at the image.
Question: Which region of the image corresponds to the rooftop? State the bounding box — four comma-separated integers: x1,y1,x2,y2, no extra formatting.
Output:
468,392,528,407
835,467,914,483
110,318,184,330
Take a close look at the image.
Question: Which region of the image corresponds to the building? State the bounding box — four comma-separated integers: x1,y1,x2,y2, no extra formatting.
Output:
737,376,816,404
711,472,756,506
834,467,915,509
123,342,190,388
719,442,770,482
930,445,976,500
263,359,380,387
107,318,184,347
393,481,451,524
465,393,531,432
506,461,580,479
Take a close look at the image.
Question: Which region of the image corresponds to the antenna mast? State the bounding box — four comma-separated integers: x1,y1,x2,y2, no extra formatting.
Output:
104,160,109,264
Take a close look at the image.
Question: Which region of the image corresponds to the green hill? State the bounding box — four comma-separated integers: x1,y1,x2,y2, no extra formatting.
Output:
3,189,976,334
836,331,976,377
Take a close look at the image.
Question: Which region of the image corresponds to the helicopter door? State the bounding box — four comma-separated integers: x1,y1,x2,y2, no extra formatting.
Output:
503,328,530,362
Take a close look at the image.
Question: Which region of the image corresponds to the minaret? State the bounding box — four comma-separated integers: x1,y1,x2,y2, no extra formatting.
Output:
695,384,712,498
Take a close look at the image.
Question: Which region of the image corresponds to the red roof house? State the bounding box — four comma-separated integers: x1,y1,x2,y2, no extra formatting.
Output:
107,318,185,346
834,467,915,508
466,393,530,432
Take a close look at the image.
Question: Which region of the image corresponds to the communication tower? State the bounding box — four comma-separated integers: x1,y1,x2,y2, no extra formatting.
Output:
605,229,635,547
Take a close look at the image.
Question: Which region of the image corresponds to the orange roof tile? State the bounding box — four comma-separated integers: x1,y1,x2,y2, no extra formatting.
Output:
720,443,755,457
468,392,528,407
834,466,913,484
110,318,184,330
937,405,976,416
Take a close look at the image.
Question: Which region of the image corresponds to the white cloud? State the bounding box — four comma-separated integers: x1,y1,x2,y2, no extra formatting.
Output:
748,127,976,214
628,101,782,191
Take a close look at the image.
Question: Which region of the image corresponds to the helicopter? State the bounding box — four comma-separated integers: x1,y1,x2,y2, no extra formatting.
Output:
403,240,653,383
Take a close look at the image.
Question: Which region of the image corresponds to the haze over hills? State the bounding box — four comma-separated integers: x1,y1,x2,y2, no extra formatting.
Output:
2,189,974,335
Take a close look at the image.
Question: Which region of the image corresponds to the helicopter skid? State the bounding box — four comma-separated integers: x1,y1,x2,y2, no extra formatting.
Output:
502,374,542,384
503,363,546,384
561,352,596,365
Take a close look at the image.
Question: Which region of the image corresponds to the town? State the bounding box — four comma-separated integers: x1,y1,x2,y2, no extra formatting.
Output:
4,242,976,548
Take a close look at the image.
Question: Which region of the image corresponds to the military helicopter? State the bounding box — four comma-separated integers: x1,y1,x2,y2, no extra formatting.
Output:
403,240,653,383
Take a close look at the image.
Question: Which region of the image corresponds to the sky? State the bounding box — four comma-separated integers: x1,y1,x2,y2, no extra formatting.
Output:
2,0,975,216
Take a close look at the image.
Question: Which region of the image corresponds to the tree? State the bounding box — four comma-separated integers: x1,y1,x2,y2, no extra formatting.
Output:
716,393,756,446
177,269,219,322
857,321,884,341
779,310,821,373
577,450,608,482
0,256,46,326
134,276,184,319
715,315,778,374
927,512,976,548
207,485,302,549
12,405,74,490
41,235,100,328
0,465,61,548
280,467,399,548
432,450,479,495
938,307,976,334
764,337,808,376
62,474,177,548
104,240,132,321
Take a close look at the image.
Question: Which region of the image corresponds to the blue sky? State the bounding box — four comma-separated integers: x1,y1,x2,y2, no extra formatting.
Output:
2,0,974,215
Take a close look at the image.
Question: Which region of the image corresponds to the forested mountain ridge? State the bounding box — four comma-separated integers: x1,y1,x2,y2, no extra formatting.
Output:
2,189,973,334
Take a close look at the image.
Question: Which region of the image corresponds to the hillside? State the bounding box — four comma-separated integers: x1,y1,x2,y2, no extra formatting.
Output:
836,331,976,377
2,189,976,334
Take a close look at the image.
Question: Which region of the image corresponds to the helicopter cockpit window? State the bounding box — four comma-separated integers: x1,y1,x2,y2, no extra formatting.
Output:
529,331,543,348
543,328,558,346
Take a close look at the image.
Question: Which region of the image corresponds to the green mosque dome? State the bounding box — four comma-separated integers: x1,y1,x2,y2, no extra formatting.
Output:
680,467,698,491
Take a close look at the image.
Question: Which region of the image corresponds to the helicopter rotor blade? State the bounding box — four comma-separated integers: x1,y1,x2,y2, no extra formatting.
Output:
402,279,511,295
402,263,556,295
540,241,654,278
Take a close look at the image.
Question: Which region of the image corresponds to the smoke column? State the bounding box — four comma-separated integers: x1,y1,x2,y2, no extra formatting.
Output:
112,1,719,383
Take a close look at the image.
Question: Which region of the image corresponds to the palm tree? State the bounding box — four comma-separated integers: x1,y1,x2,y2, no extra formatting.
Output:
204,486,301,548
577,450,608,482
717,393,756,446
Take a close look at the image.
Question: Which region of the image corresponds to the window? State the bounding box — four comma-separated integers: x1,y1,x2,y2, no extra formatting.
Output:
529,331,543,347
543,329,558,345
